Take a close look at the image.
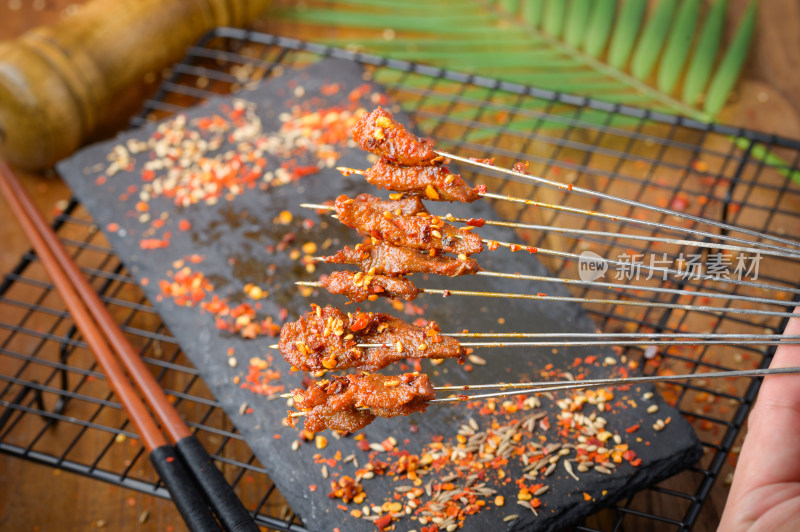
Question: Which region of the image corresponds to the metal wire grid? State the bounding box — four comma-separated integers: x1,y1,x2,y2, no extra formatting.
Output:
1,28,799,531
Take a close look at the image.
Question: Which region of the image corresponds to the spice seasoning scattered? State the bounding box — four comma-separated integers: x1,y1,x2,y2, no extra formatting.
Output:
308,368,654,530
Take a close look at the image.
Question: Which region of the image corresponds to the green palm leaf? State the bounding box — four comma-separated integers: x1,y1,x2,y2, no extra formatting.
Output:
607,0,647,69
657,0,700,94
272,0,758,121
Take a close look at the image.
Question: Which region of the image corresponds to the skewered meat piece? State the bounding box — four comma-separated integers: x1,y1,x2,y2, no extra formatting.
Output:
289,372,436,433
279,305,465,372
335,194,483,256
352,107,440,166
365,158,481,203
321,240,481,277
319,271,420,302
351,193,428,216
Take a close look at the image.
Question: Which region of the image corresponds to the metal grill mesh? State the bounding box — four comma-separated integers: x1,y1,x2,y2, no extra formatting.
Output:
2,28,799,531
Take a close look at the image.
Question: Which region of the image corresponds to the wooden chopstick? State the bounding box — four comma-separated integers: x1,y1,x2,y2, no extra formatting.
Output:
0,161,257,532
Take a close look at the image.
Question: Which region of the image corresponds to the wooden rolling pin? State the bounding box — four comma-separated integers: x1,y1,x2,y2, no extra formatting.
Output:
0,0,269,170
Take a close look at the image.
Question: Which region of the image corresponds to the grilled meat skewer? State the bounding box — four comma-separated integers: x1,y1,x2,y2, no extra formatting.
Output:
359,158,481,203
352,107,441,166
335,194,483,256
320,240,481,277
318,270,420,302
288,372,435,432
278,305,466,372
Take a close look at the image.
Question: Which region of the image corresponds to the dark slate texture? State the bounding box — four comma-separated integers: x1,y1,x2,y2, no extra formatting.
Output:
57,58,702,532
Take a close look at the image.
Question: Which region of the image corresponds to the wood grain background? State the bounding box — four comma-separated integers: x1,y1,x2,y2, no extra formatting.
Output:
1,1,799,530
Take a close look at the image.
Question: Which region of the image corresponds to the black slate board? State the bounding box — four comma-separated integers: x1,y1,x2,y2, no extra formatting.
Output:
57,58,702,531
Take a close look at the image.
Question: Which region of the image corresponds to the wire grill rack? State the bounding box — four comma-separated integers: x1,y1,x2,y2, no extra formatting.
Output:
2,28,800,531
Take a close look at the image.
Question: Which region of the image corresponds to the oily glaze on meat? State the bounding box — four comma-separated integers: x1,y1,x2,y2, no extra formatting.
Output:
319,271,420,302
335,194,483,256
352,107,440,166
357,194,428,216
278,305,465,372
290,372,436,432
365,158,481,203
321,241,481,277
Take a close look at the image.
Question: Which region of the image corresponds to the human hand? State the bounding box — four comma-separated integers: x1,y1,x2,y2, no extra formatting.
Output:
718,308,800,532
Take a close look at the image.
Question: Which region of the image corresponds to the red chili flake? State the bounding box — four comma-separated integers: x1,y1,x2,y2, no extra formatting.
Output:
166,456,175,463
374,515,392,530
140,238,169,250
107,222,120,232
512,161,530,174
671,195,689,211
320,83,341,95
350,313,370,332
625,424,640,433
526,247,538,254
466,218,485,227
95,175,107,186
178,219,192,231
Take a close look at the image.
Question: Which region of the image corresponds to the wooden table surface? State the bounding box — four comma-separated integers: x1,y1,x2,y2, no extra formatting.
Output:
1,1,799,530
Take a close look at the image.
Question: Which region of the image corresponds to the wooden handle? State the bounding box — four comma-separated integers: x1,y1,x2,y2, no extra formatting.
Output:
0,0,269,170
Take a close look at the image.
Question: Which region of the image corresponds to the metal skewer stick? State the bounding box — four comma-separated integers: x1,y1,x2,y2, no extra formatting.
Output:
334,166,800,259
475,269,800,299
429,366,800,402
442,214,800,259
297,277,797,320
437,151,800,254
476,191,800,259
284,367,800,417
268,335,800,350
297,273,797,309
299,203,800,296
344,339,800,348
